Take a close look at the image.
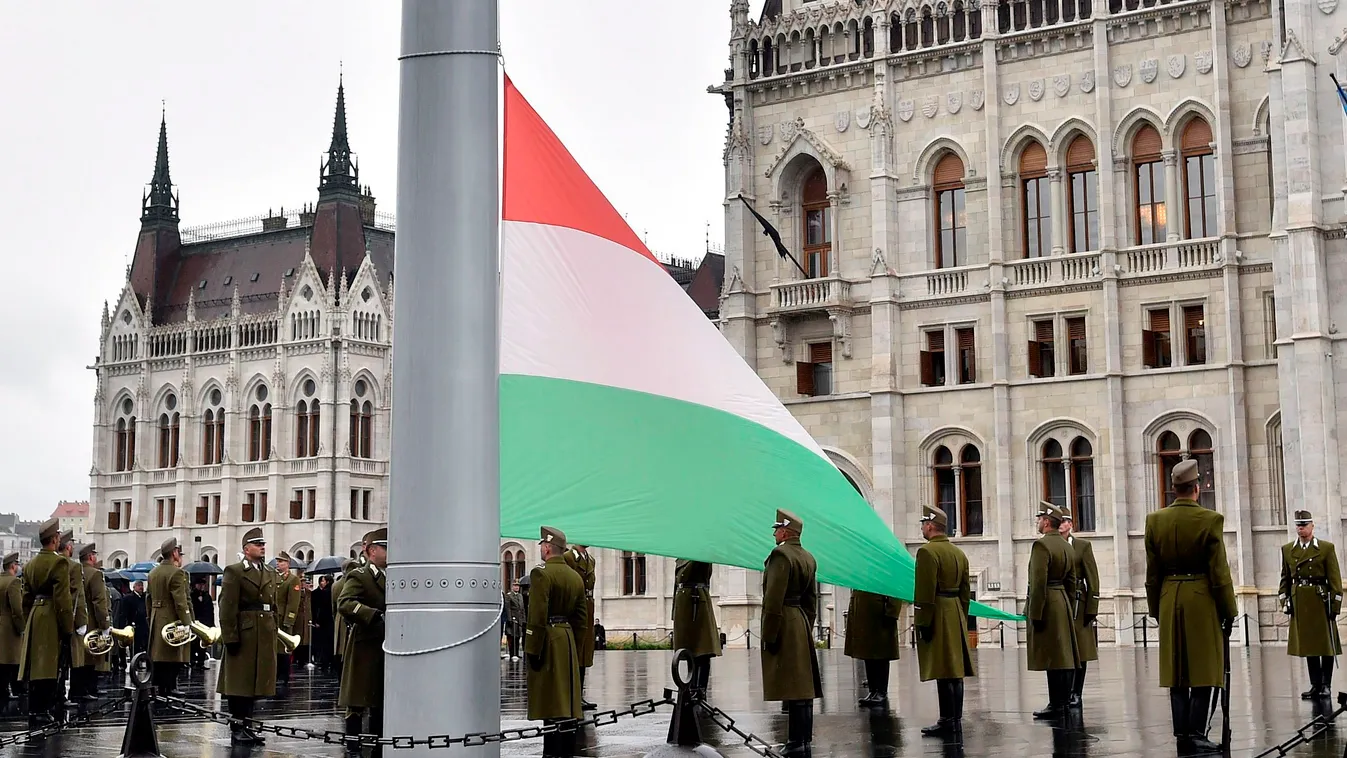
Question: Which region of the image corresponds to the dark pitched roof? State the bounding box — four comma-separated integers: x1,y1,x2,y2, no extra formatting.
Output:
685,253,725,318
759,0,782,22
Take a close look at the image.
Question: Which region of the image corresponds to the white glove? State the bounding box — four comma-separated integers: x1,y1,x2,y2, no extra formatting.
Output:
76,625,87,636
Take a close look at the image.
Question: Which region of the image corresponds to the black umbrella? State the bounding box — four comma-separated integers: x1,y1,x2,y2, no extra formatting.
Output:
183,561,224,575
306,555,346,575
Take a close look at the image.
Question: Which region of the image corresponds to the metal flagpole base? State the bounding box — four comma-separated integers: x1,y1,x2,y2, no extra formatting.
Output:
117,653,165,758
645,650,724,758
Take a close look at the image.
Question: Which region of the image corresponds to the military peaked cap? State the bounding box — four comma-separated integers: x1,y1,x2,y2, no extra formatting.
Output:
1295,510,1314,525
1171,459,1200,485
1036,501,1068,521
78,543,97,560
276,551,293,563
242,527,265,547
920,506,948,527
341,559,357,573
160,537,179,559
539,525,567,549
2,552,17,568
59,530,74,548
773,509,804,535
368,527,388,546
38,518,60,543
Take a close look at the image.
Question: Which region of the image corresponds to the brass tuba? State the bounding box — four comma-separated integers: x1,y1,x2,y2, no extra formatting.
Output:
277,628,300,654
161,620,222,648
83,625,135,656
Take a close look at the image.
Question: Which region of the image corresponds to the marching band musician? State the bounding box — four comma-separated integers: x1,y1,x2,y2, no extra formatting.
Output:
217,527,278,746
275,551,300,686
338,528,388,754
0,552,24,708
71,543,109,702
147,537,192,697
59,531,84,709
19,518,72,728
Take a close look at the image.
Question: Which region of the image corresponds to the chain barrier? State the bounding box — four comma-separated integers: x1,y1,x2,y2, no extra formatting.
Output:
1252,695,1347,758
0,690,132,747
151,690,674,749
693,700,785,758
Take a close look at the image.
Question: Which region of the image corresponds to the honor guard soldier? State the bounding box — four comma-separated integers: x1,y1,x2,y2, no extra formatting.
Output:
338,528,388,753
563,543,597,711
1145,458,1237,754
1027,502,1081,720
672,559,722,702
275,551,299,685
761,510,822,758
1061,512,1100,707
0,552,24,708
844,587,902,709
1279,509,1343,700
333,559,357,676
914,506,975,740
148,537,192,697
72,543,109,701
19,518,73,728
218,528,277,745
294,566,312,669
58,531,84,708
526,526,586,758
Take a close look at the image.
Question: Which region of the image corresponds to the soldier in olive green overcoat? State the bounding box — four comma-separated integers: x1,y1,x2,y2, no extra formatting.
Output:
914,507,974,740
332,559,357,674
526,526,586,758
19,519,73,727
217,528,278,746
0,552,25,706
563,544,597,711
1144,458,1237,754
147,538,192,696
1027,503,1080,721
844,590,902,709
761,510,821,758
1279,509,1344,700
1061,513,1100,707
274,552,299,685
59,532,84,707
339,529,388,748
672,559,721,701
72,543,109,701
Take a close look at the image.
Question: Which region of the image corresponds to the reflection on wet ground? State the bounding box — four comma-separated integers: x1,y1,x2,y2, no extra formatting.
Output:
0,645,1342,756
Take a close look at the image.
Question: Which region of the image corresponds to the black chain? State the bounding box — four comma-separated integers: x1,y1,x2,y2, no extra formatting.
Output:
1253,700,1347,758
0,691,132,747
152,691,674,749
694,701,785,758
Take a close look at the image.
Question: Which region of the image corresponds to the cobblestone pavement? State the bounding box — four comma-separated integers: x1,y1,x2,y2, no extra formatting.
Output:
0,645,1341,756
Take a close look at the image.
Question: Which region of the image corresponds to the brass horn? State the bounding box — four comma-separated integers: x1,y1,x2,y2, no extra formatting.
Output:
190,620,222,646
277,628,300,654
83,625,134,656
160,622,197,648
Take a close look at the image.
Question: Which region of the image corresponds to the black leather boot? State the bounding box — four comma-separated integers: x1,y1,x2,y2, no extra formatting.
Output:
1069,663,1086,707
950,679,965,742
1321,657,1335,699
694,656,711,702
922,680,954,736
1169,686,1190,744
1186,687,1221,754
1303,657,1322,700
1033,671,1063,719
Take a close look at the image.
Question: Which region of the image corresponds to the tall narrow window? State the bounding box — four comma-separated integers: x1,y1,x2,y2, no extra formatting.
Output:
115,399,137,472
242,493,256,523
1021,142,1051,258
1181,118,1217,239
796,342,834,397
1029,320,1055,378
933,446,958,534
801,168,831,278
362,490,371,520
1156,431,1183,508
1189,429,1216,510
115,419,129,473
197,496,210,525
296,400,311,458
307,489,317,520
1066,317,1088,374
1066,136,1099,252
960,445,984,536
202,401,224,466
350,489,360,519
622,552,648,596
934,154,968,268
1071,438,1096,531
212,495,220,524
1263,292,1279,359
1184,305,1207,365
349,400,361,456
1144,308,1173,369
956,327,976,384
259,492,268,522
1269,414,1286,525
249,406,263,462
921,330,947,387
1133,125,1166,244
157,410,179,469
351,398,374,458
167,497,175,527
1042,440,1067,508
156,498,165,528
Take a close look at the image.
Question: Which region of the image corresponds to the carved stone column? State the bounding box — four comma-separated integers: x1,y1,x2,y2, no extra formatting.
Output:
1162,150,1182,241
1048,167,1067,255
827,190,844,276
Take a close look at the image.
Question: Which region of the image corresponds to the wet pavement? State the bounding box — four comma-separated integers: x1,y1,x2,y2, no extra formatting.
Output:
0,645,1343,756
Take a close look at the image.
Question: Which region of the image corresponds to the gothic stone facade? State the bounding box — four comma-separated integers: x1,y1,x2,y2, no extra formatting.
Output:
696,0,1339,647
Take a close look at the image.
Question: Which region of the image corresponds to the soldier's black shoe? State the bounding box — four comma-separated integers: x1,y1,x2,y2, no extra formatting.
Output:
580,699,597,711
921,719,955,737
780,742,811,757
1068,693,1082,708
1185,735,1221,754
858,690,882,707
1301,687,1318,700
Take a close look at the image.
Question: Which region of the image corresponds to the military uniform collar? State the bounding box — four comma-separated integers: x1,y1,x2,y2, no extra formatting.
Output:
1169,497,1201,508
926,534,950,543
545,555,567,565
1297,537,1320,550
367,564,382,578
776,536,801,546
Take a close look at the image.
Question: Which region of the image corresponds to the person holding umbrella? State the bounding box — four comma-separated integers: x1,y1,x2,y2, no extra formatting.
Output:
311,575,334,673
190,575,215,669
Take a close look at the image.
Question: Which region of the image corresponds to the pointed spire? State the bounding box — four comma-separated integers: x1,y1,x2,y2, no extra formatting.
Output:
141,108,179,225
319,74,359,194
102,300,111,329
327,266,338,304
186,289,196,322
339,267,349,303
231,286,241,318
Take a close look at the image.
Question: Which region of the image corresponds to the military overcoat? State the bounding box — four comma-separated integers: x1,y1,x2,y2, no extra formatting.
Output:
671,560,722,658
68,556,88,669
1279,539,1344,657
332,574,348,659
83,563,111,672
276,571,301,635
217,560,278,698
296,584,312,645
18,550,73,681
760,538,823,701
1068,536,1101,663
562,549,596,668
524,556,586,720
844,590,902,661
1026,532,1080,671
1144,498,1238,688
337,565,386,709
0,573,25,666
913,535,974,681
148,561,192,664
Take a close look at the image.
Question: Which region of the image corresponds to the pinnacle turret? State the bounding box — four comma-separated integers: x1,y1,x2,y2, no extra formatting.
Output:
141,111,179,225
319,75,359,194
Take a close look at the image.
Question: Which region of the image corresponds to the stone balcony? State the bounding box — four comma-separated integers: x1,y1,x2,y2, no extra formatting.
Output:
767,275,854,315
1118,237,1222,280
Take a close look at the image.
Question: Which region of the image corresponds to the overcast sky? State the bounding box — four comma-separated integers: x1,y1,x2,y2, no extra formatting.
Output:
0,2,763,521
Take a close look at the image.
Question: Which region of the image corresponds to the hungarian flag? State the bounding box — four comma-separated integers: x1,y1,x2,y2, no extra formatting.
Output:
499,76,1014,620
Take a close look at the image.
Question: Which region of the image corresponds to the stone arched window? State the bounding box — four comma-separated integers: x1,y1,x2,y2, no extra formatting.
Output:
1020,141,1051,258
1131,124,1166,245
1153,423,1217,510
1268,412,1286,525
933,153,968,268
801,164,831,278
622,551,649,595
931,442,984,537
1030,422,1098,530
501,544,526,587
295,378,320,458
201,387,224,465
114,397,137,472
157,392,180,469
1064,135,1099,253
1180,117,1216,239
247,384,272,462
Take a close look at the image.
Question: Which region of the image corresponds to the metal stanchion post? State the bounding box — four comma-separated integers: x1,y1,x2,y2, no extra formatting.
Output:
117,652,164,758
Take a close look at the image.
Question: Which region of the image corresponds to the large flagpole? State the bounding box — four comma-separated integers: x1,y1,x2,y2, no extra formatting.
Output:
386,1,501,753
